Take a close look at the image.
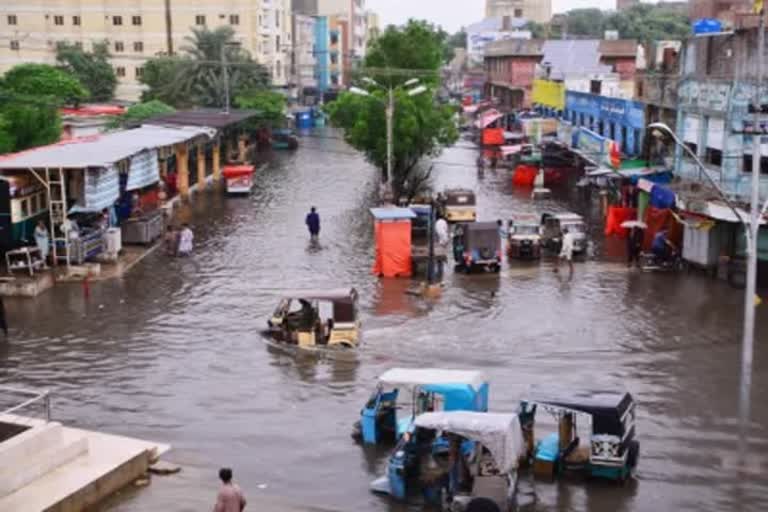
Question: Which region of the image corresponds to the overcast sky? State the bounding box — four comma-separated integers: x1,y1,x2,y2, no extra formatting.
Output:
367,0,618,33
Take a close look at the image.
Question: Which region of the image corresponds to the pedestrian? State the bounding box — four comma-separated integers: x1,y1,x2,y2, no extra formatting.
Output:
213,467,246,512
164,225,178,257
305,206,320,241
555,228,575,276
177,223,194,256
34,220,50,268
435,215,449,247
0,296,7,338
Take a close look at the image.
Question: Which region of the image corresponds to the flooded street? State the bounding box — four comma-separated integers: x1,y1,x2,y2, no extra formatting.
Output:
1,129,767,512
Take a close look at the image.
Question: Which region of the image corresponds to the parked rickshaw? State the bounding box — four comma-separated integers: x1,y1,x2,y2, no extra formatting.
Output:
453,222,501,273
507,215,542,260
519,387,639,482
369,411,526,511
352,368,489,445
263,288,360,352
540,212,587,254
441,189,477,223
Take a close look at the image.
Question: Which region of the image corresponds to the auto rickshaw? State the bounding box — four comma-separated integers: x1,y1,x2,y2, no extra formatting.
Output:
369,411,526,511
453,222,501,273
352,368,489,445
518,386,639,482
507,215,543,260
441,188,477,223
540,212,587,254
264,288,360,350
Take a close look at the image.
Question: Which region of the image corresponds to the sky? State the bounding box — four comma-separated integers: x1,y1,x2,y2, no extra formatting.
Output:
367,0,618,33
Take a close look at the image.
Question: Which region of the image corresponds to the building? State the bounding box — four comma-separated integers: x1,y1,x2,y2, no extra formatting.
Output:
292,14,317,93
617,0,640,11
328,15,350,87
366,11,380,41
318,0,367,63
314,16,331,92
0,1,294,101
485,0,552,24
688,0,751,21
672,14,768,201
485,38,639,110
467,17,531,67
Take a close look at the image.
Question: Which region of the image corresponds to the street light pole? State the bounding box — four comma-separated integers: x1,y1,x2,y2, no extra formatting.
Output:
221,45,231,114
386,87,394,185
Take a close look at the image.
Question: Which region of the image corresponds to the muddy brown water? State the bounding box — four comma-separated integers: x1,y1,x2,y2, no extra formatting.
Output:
1,129,766,512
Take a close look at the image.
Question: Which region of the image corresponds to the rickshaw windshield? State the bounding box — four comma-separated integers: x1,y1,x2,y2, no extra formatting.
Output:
562,222,585,233
446,194,476,206
514,224,539,235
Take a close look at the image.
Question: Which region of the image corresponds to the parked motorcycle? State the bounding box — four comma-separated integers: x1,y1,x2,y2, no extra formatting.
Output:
639,251,685,272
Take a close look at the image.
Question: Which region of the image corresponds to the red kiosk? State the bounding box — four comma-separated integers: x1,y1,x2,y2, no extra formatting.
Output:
222,165,256,194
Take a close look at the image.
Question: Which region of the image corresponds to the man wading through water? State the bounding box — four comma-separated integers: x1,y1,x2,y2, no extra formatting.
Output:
305,206,320,241
213,467,246,512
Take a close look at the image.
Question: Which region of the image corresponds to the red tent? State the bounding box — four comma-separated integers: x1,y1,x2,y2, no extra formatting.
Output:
370,208,416,278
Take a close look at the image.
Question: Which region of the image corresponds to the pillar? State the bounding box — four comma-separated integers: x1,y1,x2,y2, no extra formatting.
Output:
176,143,189,198
196,144,205,189
238,136,247,162
212,140,221,181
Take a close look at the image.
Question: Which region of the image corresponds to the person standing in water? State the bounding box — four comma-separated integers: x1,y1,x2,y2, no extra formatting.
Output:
555,228,575,277
34,220,50,268
177,223,194,256
305,206,320,241
213,468,246,512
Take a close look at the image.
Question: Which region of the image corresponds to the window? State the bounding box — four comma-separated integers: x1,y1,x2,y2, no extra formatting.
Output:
742,155,768,174
684,142,698,156
276,35,280,52
195,15,206,26
20,199,29,219
116,66,126,77
73,15,81,26
31,195,39,214
135,67,144,79
276,10,280,27
54,15,64,25
514,8,523,17
114,41,124,52
230,14,239,25
276,61,281,78
8,15,17,25
590,80,601,94
132,15,142,26
10,40,19,50
134,41,143,52
113,15,123,26
74,41,82,49
330,54,338,65
706,148,723,166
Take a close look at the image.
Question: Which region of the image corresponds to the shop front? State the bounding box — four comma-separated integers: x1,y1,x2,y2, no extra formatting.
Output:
564,91,646,157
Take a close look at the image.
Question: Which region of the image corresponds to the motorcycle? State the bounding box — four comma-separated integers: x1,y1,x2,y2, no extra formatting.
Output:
639,251,685,272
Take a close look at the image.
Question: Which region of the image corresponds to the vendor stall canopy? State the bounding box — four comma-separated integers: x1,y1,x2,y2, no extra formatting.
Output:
0,125,215,170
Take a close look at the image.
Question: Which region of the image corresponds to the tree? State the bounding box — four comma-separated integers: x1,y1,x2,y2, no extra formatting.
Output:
551,5,690,42
56,41,117,102
140,26,271,108
0,99,61,151
235,89,286,125
3,63,88,105
110,100,175,129
364,20,445,87
443,28,467,63
0,113,15,153
326,20,458,198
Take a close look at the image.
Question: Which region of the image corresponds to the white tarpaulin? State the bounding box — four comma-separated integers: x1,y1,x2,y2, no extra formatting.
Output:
414,411,526,473
475,109,503,128
706,117,724,150
683,115,700,144
126,149,160,191
70,165,120,213
378,368,487,390
500,145,523,156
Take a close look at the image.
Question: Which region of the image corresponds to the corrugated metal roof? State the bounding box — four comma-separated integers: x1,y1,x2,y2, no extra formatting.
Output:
369,207,417,220
598,39,638,57
541,40,612,79
485,38,543,57
0,125,213,170
148,109,259,129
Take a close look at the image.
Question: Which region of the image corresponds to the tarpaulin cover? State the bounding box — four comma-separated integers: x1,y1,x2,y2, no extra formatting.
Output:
638,190,650,221
650,185,676,209
126,149,160,191
372,220,412,277
222,165,255,177
69,165,120,213
605,206,637,239
414,411,526,473
642,206,682,251
482,128,505,146
513,164,538,186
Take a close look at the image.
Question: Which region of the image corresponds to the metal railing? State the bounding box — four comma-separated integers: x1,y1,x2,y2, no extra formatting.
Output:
0,386,51,422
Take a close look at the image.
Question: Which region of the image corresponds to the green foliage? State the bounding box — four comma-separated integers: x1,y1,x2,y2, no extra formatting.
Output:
110,100,175,129
364,20,444,87
0,113,15,153
443,29,467,63
140,26,271,108
550,5,690,42
0,99,61,151
56,41,117,102
3,63,88,105
523,22,547,39
235,89,286,125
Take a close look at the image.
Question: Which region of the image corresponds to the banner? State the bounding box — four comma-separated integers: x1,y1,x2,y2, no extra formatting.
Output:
532,79,565,110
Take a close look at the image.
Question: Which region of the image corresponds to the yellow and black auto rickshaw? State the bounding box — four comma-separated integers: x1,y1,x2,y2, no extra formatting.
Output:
265,288,360,350
441,188,477,223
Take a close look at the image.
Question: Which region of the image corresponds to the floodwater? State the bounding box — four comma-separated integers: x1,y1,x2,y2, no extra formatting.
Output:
1,129,767,512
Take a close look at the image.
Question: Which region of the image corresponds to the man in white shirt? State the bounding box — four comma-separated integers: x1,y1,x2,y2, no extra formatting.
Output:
434,216,449,247
556,228,575,276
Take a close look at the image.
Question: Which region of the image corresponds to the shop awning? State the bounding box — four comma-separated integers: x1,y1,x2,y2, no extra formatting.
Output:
501,145,523,156
69,165,120,213
689,202,766,225
475,109,503,128
0,125,214,170
126,149,160,191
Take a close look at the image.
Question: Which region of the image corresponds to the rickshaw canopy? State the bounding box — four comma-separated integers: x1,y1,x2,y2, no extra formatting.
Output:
279,288,358,305
414,411,526,473
378,368,487,389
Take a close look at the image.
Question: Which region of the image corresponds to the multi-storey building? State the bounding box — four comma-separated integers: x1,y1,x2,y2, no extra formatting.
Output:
0,1,294,101
292,13,317,92
318,0,366,65
485,0,552,24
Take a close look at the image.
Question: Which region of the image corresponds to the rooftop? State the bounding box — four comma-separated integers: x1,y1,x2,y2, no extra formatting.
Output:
147,109,260,129
485,39,543,57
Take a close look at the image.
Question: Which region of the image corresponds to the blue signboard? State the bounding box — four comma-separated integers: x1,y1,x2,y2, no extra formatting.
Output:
566,91,646,156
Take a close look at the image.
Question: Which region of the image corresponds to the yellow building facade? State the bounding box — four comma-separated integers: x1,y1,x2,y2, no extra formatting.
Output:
0,0,293,101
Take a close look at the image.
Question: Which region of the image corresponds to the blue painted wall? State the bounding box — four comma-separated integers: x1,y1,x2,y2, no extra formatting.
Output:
314,16,329,93
564,91,646,157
